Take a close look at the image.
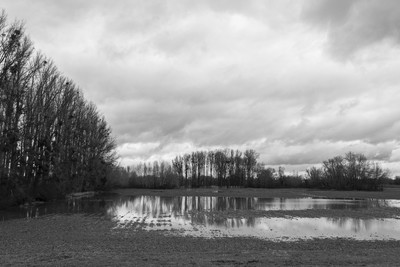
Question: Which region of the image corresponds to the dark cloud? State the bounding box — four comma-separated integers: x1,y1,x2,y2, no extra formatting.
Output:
303,0,400,59
302,0,359,25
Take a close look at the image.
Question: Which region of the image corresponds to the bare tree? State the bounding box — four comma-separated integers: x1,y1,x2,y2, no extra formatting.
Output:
172,155,183,186
243,149,259,186
183,153,190,187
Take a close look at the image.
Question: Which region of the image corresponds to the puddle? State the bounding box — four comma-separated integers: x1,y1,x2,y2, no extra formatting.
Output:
2,194,400,241
108,196,400,241
173,217,400,241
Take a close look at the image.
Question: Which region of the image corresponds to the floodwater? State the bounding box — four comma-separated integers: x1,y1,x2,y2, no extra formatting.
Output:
2,194,400,241
108,196,400,240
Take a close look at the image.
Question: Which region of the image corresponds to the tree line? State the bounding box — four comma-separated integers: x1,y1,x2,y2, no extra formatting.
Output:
114,150,388,191
120,149,260,188
0,11,116,206
306,152,388,190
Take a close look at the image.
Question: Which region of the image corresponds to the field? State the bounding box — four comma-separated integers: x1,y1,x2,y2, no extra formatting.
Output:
1,187,400,266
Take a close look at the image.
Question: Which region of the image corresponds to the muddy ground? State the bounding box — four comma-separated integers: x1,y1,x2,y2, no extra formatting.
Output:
1,188,400,266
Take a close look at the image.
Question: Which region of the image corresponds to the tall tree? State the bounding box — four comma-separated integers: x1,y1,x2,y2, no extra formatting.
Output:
243,149,259,186
172,155,183,186
0,11,117,202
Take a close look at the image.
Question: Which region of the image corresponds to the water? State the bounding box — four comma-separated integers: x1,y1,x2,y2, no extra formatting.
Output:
1,194,400,241
108,196,400,240
0,193,117,221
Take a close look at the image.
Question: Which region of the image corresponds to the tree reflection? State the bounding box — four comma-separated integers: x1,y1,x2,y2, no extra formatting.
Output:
327,217,375,233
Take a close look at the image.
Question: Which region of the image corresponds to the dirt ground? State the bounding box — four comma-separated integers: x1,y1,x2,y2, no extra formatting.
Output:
1,187,400,266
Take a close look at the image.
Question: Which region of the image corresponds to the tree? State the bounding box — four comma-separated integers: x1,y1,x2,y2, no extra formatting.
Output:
234,150,244,186
0,10,117,204
172,155,183,186
183,153,190,187
207,151,215,186
196,151,206,187
214,150,228,187
306,167,323,188
243,149,259,186
257,167,275,188
321,152,387,190
190,152,197,187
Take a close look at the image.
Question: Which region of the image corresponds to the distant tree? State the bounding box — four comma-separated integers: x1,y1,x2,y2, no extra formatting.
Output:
243,149,259,186
172,155,183,186
227,149,235,187
207,151,215,185
191,152,197,187
183,153,190,187
196,151,206,187
257,167,275,188
234,150,244,186
323,156,345,189
214,150,228,187
322,152,387,190
306,167,323,188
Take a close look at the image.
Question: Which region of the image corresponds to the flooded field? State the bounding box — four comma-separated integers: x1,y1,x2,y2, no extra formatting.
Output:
109,195,400,240
2,188,400,266
2,193,400,241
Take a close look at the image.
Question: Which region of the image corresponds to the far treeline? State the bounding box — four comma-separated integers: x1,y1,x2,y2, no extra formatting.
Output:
0,11,117,207
112,150,390,191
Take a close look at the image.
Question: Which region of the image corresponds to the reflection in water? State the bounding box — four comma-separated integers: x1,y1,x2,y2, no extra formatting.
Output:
0,194,114,221
107,195,399,218
108,195,399,216
107,196,400,241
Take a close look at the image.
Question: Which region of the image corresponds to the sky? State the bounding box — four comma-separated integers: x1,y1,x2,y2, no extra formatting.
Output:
2,0,400,175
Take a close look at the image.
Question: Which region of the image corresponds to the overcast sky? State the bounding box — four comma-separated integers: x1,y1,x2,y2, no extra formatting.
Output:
2,0,400,175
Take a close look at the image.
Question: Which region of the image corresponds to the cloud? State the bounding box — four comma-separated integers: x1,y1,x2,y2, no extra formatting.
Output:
302,0,400,59
117,139,397,174
2,1,400,175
